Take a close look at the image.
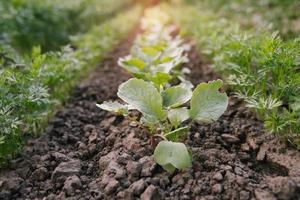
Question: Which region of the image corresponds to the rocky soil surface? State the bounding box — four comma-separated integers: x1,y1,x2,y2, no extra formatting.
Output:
0,28,300,200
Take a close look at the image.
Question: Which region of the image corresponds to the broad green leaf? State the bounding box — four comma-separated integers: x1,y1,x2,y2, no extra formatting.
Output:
189,79,228,123
145,72,171,87
118,56,145,74
96,101,128,116
164,126,189,141
117,78,166,121
168,107,189,128
162,86,192,108
154,141,192,172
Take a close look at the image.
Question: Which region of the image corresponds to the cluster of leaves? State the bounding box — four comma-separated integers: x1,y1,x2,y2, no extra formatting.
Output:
98,7,228,172
0,0,131,53
167,3,300,148
118,8,191,89
0,46,79,162
0,6,141,166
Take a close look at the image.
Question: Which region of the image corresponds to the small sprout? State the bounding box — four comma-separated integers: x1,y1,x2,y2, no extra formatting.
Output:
145,72,172,88
98,78,228,172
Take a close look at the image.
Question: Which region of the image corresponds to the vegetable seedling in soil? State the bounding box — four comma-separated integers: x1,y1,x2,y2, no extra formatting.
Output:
97,78,228,172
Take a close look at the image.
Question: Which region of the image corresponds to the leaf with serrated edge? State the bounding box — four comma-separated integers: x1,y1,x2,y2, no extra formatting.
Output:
154,141,192,172
162,86,192,108
96,101,128,116
189,79,228,123
117,78,166,121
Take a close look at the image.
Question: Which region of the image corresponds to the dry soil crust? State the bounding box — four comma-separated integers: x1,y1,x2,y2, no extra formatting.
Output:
0,28,300,200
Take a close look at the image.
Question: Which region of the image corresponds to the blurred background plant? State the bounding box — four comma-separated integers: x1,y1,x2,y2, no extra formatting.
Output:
0,0,132,53
0,0,141,166
181,0,300,40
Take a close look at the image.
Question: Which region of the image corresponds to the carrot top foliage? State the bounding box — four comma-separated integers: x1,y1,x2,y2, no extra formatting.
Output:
166,2,300,148
0,5,141,166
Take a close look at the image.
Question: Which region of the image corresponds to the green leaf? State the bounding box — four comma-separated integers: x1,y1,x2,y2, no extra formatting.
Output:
118,56,145,74
145,72,171,87
162,86,192,108
154,141,192,172
189,79,228,123
168,107,189,128
164,126,189,141
96,101,128,116
142,46,162,56
117,78,166,121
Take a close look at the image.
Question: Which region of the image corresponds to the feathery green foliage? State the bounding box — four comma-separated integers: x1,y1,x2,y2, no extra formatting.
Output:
180,0,300,40
0,6,141,166
165,2,300,148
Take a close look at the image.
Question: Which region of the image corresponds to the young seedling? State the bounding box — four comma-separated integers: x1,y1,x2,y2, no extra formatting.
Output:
118,38,190,86
118,9,191,89
97,78,228,172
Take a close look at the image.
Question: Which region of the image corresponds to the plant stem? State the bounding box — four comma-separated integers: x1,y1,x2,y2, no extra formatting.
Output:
154,134,167,141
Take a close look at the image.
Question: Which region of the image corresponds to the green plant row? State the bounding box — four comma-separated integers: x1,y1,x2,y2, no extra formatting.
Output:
164,3,300,148
0,6,142,166
180,0,300,40
98,7,228,172
0,0,132,53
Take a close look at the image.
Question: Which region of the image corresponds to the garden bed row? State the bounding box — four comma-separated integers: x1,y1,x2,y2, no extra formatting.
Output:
0,0,132,53
165,2,300,149
183,0,300,40
1,7,300,200
0,6,141,166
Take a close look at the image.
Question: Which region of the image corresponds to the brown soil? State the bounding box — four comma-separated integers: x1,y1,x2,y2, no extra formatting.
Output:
0,28,300,200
